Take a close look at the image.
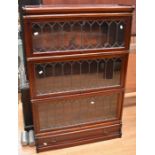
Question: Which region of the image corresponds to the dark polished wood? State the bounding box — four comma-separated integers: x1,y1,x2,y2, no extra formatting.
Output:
42,0,136,35
23,4,134,14
32,91,123,136
27,52,128,100
23,14,132,58
36,123,121,152
22,4,134,152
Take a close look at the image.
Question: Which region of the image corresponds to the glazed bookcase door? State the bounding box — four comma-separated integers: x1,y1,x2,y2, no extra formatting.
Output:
32,19,125,51
32,91,123,133
28,54,127,99
24,15,132,57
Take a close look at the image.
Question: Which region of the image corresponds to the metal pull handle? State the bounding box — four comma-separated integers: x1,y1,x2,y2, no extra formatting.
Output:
43,142,47,146
90,101,95,105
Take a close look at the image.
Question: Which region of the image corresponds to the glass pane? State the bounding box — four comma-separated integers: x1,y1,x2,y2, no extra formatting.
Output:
34,57,122,95
109,21,117,46
38,93,118,131
117,21,125,46
32,19,125,52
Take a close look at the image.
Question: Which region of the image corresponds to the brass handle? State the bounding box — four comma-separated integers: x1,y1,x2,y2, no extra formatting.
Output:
90,101,95,105
43,142,47,146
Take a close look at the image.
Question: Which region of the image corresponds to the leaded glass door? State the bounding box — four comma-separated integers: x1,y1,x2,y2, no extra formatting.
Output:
32,19,126,52
33,91,122,133
28,54,127,98
24,15,131,57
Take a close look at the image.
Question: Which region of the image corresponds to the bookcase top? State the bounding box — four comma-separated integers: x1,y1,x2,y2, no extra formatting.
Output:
23,4,134,15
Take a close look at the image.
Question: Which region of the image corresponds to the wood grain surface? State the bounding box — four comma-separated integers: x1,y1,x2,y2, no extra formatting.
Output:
18,99,136,155
18,38,136,154
42,0,136,35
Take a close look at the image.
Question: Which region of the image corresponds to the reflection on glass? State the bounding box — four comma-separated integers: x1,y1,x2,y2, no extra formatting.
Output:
35,57,122,95
32,20,125,52
38,93,118,130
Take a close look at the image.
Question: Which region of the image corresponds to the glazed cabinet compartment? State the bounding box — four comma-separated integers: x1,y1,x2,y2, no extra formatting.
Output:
28,53,128,99
24,15,132,57
36,124,121,152
32,90,123,134
22,4,134,153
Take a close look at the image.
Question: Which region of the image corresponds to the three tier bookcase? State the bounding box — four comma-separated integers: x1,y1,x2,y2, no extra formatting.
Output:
22,4,134,152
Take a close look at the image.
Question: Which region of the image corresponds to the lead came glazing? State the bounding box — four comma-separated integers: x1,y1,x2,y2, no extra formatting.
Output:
32,19,125,52
38,93,118,130
35,57,122,95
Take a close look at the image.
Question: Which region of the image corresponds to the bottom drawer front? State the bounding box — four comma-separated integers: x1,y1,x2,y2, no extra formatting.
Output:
37,124,121,148
36,92,121,132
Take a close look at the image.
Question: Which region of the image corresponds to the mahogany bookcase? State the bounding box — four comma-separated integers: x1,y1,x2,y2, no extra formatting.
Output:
22,4,134,152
